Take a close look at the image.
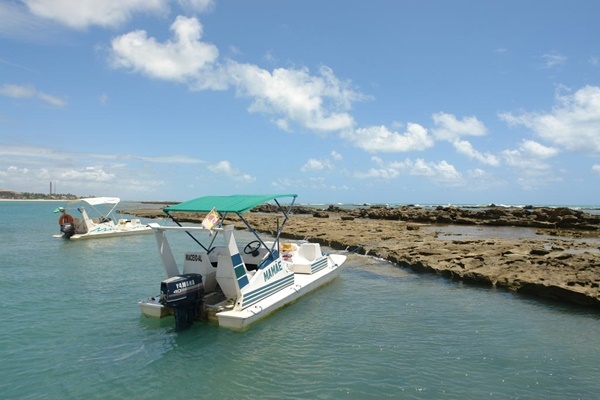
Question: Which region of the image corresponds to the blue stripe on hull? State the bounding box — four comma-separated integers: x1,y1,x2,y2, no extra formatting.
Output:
242,274,294,307
232,253,249,288
311,258,328,274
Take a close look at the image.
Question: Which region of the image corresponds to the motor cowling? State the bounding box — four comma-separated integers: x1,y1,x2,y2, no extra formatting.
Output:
60,223,75,238
160,273,204,330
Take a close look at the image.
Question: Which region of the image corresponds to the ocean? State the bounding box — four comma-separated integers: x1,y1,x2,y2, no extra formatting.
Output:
1,200,600,399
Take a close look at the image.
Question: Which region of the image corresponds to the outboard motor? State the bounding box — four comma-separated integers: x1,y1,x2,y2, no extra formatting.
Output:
160,273,204,331
60,223,75,238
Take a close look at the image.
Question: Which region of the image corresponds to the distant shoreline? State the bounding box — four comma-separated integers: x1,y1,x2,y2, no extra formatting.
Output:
0,199,64,202
2,198,600,213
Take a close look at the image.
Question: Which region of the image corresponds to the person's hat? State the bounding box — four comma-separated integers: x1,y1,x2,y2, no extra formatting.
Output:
53,207,65,213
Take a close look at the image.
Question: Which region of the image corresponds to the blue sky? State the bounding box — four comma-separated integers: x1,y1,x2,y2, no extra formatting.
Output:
1,0,599,205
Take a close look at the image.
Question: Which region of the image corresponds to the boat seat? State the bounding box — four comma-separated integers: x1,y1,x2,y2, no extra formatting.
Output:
298,243,322,262
73,218,86,233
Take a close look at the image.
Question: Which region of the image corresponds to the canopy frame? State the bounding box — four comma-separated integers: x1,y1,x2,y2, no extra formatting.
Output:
164,194,298,262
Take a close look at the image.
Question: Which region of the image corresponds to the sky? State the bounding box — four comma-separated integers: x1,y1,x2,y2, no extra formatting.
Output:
1,0,599,205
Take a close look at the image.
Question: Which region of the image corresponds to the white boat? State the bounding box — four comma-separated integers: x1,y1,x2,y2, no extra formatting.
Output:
138,194,347,331
52,197,152,240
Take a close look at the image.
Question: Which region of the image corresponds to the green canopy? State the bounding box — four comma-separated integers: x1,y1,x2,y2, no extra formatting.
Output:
164,194,297,214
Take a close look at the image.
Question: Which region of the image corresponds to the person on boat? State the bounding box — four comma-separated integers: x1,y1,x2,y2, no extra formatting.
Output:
56,207,74,226
54,207,76,237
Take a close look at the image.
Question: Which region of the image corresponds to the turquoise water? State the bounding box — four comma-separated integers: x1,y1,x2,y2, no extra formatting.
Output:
1,201,600,399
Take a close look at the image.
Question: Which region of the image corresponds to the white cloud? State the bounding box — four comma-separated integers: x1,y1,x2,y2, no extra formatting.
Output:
519,139,558,159
61,166,115,182
353,167,400,180
37,92,67,107
541,52,567,69
110,16,219,82
109,16,362,133
22,0,168,29
207,160,255,183
0,143,204,197
592,164,600,175
501,140,557,176
301,151,343,172
0,83,66,107
399,158,463,185
354,157,464,186
432,112,487,141
228,63,358,132
301,159,330,172
451,139,500,166
342,123,433,153
0,83,36,98
468,168,488,179
500,85,600,153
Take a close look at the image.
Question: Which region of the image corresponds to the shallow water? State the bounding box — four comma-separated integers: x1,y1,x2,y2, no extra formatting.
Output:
1,201,600,399
428,224,600,248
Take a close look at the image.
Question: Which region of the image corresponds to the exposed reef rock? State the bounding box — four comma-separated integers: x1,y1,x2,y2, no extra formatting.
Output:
124,204,600,310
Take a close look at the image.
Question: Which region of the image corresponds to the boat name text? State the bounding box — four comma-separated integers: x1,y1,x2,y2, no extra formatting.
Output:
263,261,282,282
185,254,204,262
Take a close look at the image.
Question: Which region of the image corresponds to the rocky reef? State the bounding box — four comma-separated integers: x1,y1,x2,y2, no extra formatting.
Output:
124,204,600,310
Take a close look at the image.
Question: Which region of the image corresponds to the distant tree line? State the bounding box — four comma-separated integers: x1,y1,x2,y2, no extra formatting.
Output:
0,190,79,200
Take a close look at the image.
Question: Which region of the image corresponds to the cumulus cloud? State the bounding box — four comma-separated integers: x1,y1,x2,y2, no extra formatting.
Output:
451,139,500,166
432,112,487,141
501,139,558,176
353,156,463,186
301,151,343,172
592,164,600,175
0,83,66,107
2,0,214,39
24,0,211,30
301,159,332,172
353,166,400,180
22,0,168,29
398,158,463,185
519,139,559,159
207,160,255,183
110,16,219,82
227,63,358,132
109,16,362,133
342,123,434,153
500,85,600,153
61,166,115,182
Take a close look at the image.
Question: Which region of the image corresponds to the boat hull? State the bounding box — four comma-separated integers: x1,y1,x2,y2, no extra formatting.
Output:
138,262,343,331
216,263,341,331
139,297,172,318
69,228,153,240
